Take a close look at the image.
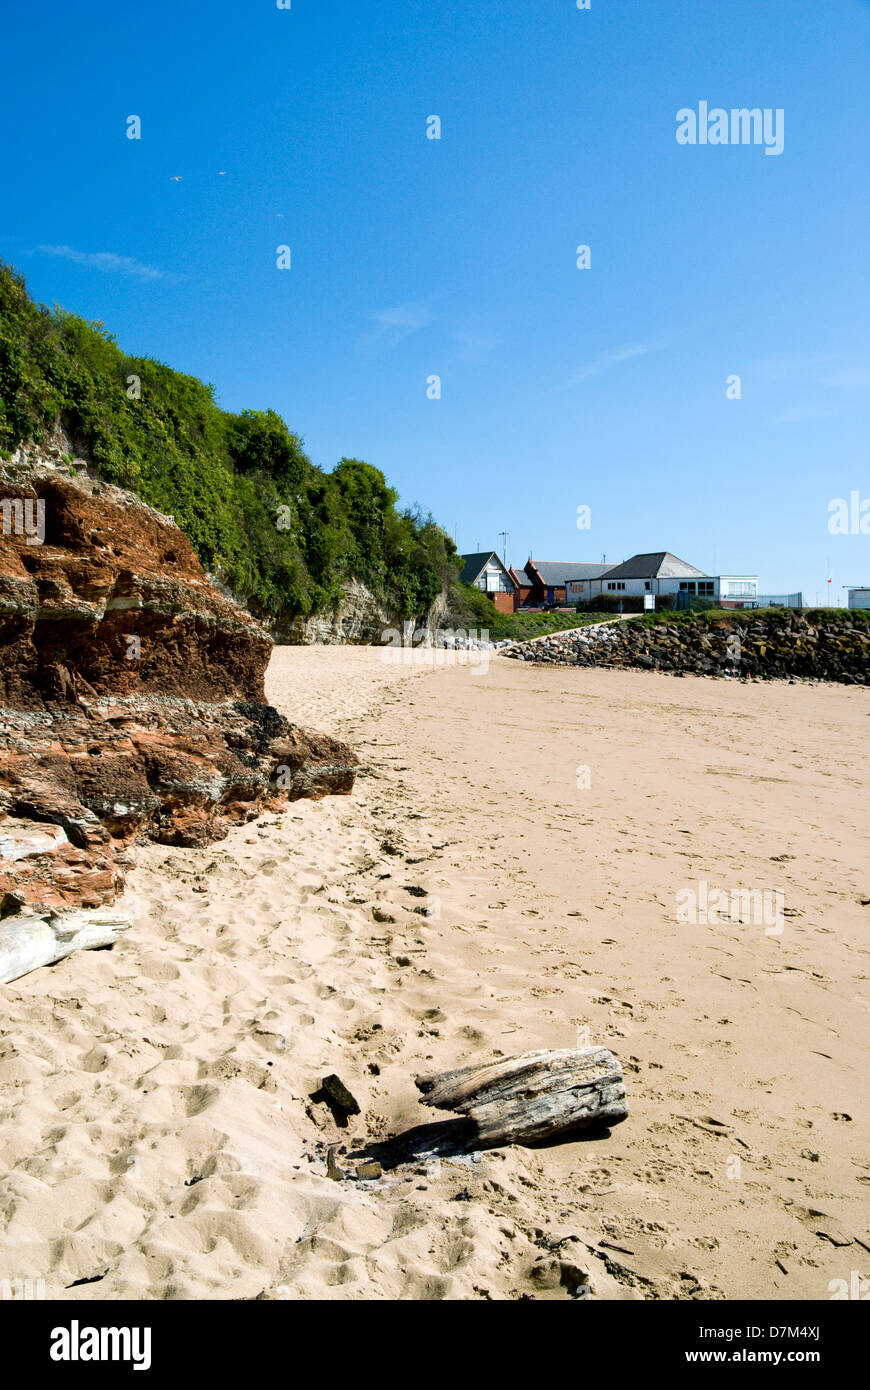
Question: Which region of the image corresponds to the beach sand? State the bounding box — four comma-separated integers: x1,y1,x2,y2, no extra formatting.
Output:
1,646,867,1300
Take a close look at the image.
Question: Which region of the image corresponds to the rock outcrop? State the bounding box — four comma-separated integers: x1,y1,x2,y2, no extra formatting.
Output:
268,577,450,647
506,612,870,684
0,454,357,916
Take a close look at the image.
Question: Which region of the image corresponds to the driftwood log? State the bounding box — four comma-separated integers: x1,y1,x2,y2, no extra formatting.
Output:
0,912,130,985
415,1047,627,1149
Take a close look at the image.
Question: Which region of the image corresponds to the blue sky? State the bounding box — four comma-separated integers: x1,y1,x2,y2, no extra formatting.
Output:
2,0,868,601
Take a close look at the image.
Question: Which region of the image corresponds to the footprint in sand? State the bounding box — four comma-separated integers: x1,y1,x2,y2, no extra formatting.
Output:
140,958,181,982
79,1046,110,1073
183,1085,219,1117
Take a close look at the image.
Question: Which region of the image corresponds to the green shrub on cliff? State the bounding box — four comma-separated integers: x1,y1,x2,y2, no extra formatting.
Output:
0,261,460,621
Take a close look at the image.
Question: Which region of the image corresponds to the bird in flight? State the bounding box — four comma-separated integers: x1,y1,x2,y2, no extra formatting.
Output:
169,175,183,182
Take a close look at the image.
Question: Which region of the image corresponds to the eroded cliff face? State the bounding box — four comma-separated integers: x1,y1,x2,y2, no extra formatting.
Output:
0,455,357,915
0,463,269,708
268,577,449,647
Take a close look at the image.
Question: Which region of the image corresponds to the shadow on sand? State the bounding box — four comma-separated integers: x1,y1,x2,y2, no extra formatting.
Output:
350,1117,615,1171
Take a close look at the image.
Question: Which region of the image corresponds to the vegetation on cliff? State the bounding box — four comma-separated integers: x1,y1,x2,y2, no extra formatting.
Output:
0,262,460,621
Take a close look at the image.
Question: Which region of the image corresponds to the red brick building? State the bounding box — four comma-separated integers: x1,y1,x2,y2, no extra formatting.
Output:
510,559,615,608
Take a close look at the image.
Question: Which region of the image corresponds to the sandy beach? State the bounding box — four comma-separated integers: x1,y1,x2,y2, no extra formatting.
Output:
1,646,867,1301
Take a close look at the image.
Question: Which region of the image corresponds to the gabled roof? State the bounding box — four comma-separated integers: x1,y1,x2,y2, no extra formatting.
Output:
603,551,708,580
458,551,516,587
512,568,537,588
528,561,615,585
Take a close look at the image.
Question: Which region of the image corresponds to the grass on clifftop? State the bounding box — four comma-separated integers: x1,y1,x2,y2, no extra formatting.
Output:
634,606,870,630
497,609,615,640
453,590,613,640
0,261,461,623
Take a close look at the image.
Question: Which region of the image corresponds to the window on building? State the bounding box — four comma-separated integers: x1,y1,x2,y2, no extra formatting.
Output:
606,581,625,592
478,563,512,594
698,581,714,596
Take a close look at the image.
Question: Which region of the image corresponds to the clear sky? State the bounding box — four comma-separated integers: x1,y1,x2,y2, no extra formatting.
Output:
2,0,868,602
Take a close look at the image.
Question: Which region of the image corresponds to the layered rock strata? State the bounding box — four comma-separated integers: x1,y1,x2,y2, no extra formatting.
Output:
0,456,357,916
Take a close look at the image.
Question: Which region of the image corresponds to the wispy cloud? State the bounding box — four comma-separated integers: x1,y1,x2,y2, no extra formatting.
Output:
363,302,504,362
752,351,832,383
824,363,870,390
450,325,503,364
752,352,870,390
37,244,165,281
573,339,659,383
362,300,433,346
751,352,869,422
771,404,836,424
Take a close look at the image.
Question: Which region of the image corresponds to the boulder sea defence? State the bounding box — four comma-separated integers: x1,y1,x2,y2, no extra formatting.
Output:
505,611,870,685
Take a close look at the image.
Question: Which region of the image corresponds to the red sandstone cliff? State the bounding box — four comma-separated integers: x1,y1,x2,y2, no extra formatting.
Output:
0,456,357,916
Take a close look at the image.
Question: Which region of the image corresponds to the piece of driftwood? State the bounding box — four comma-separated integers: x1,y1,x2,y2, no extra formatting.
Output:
415,1047,627,1149
321,1073,361,1116
0,912,130,985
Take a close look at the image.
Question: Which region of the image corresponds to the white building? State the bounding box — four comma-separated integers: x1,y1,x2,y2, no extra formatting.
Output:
565,552,759,608
847,586,870,610
457,551,517,613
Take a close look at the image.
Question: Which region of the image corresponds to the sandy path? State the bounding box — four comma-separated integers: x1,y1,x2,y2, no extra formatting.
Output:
0,648,867,1300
